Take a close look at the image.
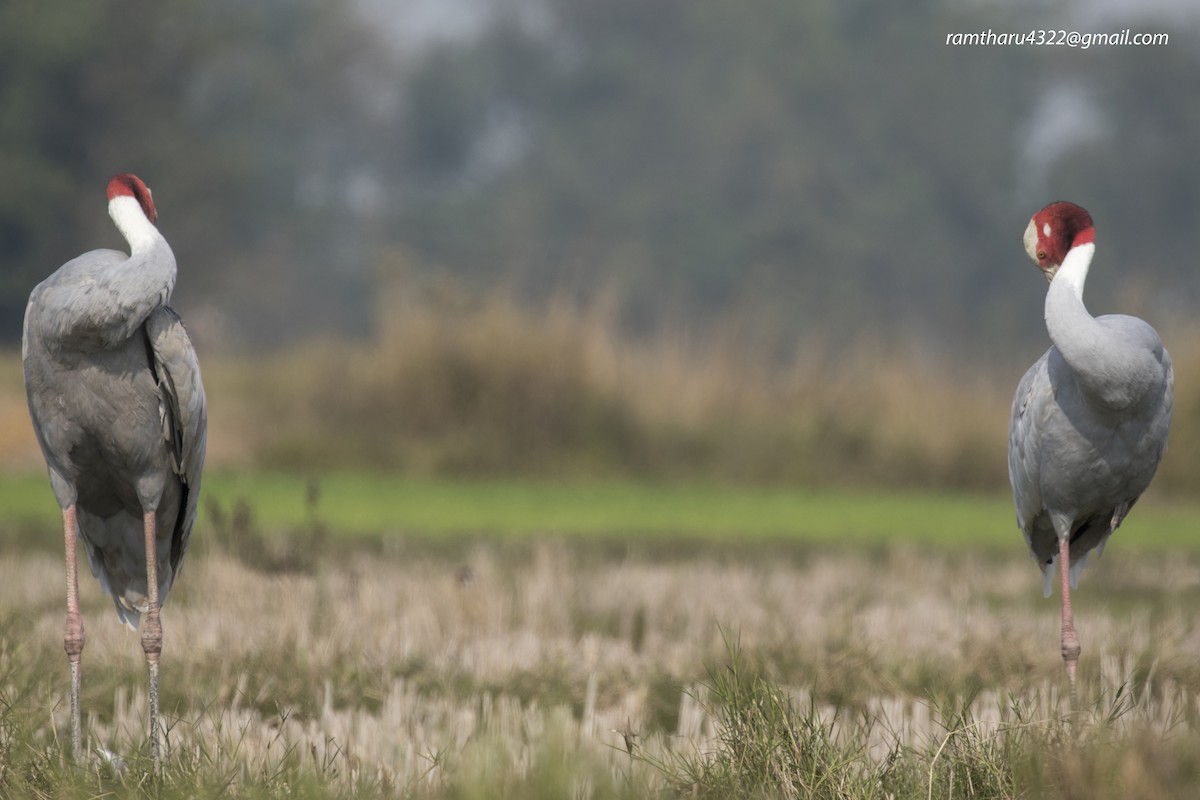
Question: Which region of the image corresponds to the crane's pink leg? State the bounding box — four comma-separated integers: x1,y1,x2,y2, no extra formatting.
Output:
63,506,85,762
140,510,163,772
1059,536,1081,711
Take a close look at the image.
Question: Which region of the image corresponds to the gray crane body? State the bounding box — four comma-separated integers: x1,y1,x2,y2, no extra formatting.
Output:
22,197,206,629
1008,242,1173,596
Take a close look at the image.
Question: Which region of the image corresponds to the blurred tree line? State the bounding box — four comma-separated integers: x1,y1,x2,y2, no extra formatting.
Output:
2,0,1198,355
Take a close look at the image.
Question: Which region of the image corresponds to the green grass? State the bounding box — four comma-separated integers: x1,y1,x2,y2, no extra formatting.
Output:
203,471,1025,544
4,469,1199,552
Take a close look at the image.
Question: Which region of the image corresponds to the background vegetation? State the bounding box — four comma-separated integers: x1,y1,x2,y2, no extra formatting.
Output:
2,0,1199,358
5,0,1199,491
10,292,1200,494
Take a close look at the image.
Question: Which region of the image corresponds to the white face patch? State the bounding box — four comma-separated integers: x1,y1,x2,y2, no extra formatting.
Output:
1042,222,1051,238
1023,218,1040,263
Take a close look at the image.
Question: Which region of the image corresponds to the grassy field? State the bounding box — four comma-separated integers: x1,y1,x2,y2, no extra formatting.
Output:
3,475,1200,798
2,292,1199,796
3,469,1195,551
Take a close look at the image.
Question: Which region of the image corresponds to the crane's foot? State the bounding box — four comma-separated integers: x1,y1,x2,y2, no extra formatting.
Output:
139,510,164,774
1061,618,1082,717
62,506,86,764
67,659,83,763
1058,537,1082,719
1062,650,1080,717
64,610,85,762
141,609,163,773
146,660,161,773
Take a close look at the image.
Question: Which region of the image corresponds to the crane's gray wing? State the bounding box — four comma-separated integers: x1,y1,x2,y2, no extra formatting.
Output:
1008,352,1049,539
1008,351,1061,594
145,306,206,577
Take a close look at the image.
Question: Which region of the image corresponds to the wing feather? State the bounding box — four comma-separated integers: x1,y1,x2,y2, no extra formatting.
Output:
145,307,206,577
1008,351,1050,545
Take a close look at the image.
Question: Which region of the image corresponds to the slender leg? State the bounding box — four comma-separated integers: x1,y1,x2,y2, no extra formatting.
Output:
140,511,163,773
62,506,85,763
1059,536,1081,711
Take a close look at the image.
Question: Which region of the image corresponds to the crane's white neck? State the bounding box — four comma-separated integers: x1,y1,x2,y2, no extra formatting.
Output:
108,195,163,256
1044,242,1100,371
1049,242,1093,299
1044,241,1161,411
1044,243,1095,361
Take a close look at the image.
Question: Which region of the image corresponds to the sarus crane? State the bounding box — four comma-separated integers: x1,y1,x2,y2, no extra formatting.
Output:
1008,201,1172,704
22,173,206,769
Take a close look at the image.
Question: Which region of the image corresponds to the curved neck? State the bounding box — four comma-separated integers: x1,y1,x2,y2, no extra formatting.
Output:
1044,243,1157,410
108,194,176,299
97,195,176,346
1045,242,1094,317
109,196,165,256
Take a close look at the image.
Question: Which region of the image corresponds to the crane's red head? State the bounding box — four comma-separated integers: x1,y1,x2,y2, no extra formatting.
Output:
106,173,157,224
1023,201,1094,281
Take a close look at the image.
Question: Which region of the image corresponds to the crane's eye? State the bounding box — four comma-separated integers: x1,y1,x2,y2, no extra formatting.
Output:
1036,250,1047,260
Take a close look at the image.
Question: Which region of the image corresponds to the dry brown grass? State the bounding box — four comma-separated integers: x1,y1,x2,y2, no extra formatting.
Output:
5,537,1200,796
